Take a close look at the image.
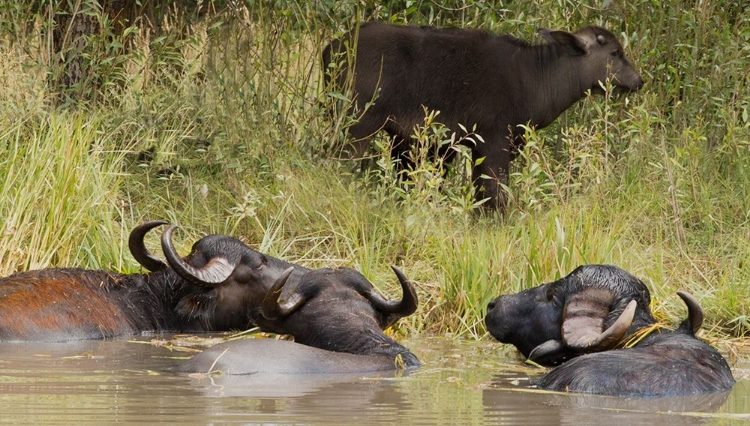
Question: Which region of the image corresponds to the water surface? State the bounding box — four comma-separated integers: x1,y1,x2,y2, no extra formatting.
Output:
0,335,747,425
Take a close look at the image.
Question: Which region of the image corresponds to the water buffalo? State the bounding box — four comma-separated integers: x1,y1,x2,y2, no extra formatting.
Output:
485,264,653,366
485,265,735,397
0,221,304,341
323,23,644,209
180,265,420,374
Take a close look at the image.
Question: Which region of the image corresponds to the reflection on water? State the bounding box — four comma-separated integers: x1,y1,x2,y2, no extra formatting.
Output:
0,336,747,424
484,372,734,425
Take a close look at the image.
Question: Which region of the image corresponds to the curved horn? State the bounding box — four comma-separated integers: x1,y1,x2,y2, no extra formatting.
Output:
161,225,236,287
361,266,419,330
389,265,419,317
128,220,169,272
528,339,565,364
563,300,638,352
584,299,637,350
677,291,704,335
261,267,303,320
362,266,418,317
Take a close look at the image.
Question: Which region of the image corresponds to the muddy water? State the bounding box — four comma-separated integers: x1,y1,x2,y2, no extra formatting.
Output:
0,335,747,425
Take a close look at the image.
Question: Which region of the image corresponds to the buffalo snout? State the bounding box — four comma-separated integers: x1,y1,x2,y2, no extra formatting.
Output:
613,68,644,93
484,295,518,341
485,286,567,364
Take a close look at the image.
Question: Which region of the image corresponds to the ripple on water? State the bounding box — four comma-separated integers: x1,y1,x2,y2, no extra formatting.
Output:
0,336,748,425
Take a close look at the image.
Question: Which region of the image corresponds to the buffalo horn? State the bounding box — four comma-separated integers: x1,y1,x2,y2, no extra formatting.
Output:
528,339,565,364
128,220,169,272
161,225,236,287
677,291,704,335
566,299,637,352
261,267,303,320
362,266,418,328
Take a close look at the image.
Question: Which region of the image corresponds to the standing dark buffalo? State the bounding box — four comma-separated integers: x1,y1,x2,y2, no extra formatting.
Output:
485,265,735,397
0,221,305,341
180,265,420,374
323,23,644,209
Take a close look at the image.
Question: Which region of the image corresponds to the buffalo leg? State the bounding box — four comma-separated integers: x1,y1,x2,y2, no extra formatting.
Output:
472,142,511,211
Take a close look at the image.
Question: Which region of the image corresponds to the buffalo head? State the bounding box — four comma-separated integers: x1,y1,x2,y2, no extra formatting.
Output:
259,265,420,367
538,26,644,95
131,221,308,330
485,264,654,365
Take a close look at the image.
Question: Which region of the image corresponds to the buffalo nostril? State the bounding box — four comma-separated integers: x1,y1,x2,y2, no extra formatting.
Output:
487,300,496,310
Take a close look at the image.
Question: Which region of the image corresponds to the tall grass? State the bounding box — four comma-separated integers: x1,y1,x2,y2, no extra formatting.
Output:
0,0,748,342
0,111,130,272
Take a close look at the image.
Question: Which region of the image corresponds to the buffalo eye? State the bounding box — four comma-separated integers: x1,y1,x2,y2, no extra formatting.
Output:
610,49,622,58
232,265,253,284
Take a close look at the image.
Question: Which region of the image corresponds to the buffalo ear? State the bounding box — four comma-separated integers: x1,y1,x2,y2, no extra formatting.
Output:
528,339,579,366
562,289,636,352
538,29,588,56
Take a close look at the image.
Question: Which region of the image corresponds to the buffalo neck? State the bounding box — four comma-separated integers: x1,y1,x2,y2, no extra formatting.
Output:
116,269,188,331
129,269,210,332
522,44,588,129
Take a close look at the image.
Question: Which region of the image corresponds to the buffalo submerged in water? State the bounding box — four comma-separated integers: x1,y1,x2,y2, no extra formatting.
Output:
180,265,420,374
485,264,735,397
0,218,419,373
0,221,307,341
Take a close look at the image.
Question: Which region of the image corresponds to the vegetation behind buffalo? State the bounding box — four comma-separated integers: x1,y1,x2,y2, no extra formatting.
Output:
0,0,748,355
